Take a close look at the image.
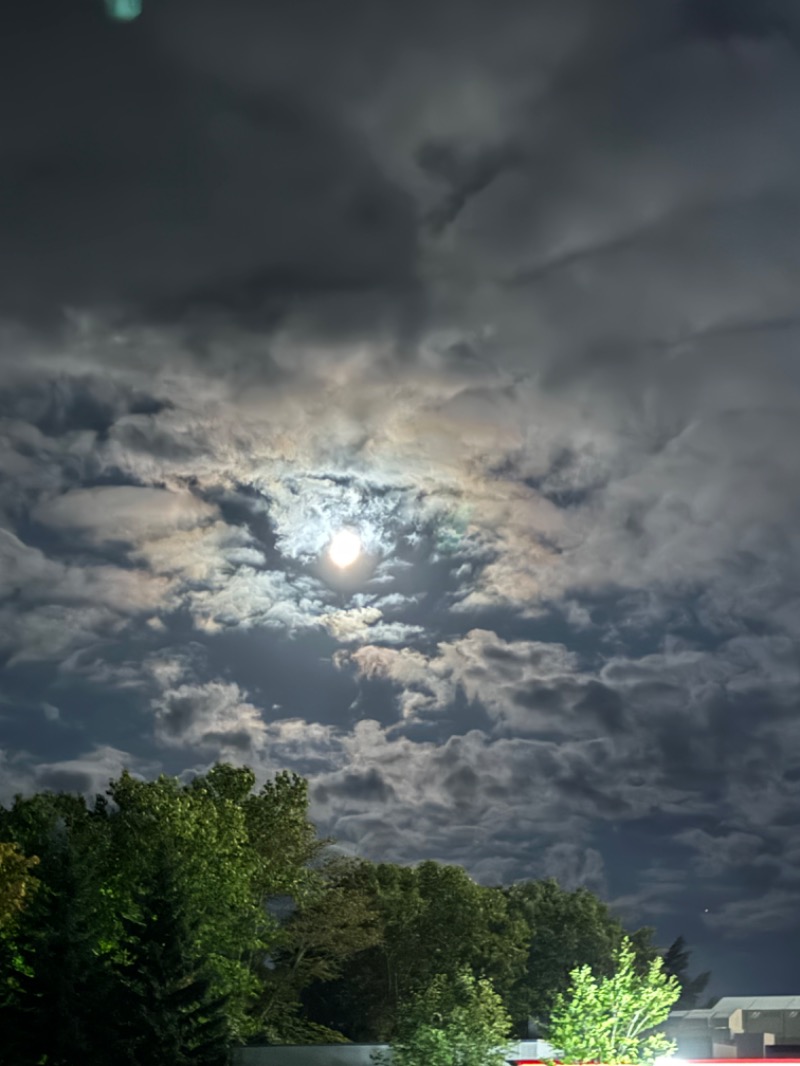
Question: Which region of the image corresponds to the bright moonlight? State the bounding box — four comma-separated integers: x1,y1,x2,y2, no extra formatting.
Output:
328,529,362,569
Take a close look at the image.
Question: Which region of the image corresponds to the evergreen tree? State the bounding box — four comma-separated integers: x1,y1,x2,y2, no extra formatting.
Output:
103,849,231,1066
661,936,711,1010
0,796,112,1066
0,764,328,1051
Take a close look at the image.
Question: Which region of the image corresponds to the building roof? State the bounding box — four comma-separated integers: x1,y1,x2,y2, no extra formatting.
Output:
671,998,800,1024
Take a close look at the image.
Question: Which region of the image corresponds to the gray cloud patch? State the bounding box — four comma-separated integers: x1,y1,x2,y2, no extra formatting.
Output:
0,3,419,320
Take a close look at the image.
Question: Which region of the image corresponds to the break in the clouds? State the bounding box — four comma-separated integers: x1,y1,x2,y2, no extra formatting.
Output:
2,0,800,994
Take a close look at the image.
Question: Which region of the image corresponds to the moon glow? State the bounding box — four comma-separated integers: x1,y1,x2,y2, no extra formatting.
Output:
328,529,362,569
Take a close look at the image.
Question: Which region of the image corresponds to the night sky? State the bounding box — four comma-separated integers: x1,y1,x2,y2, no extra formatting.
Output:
2,0,800,996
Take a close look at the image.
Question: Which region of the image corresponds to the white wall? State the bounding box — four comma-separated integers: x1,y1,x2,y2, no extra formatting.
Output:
232,1039,553,1065
232,1046,389,1066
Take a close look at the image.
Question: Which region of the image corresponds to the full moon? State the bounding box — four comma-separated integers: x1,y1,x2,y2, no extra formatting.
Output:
328,529,362,569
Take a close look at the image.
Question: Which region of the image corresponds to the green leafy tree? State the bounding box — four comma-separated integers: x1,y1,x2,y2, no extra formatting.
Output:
0,793,116,1066
0,843,39,929
0,763,326,1054
318,861,427,1040
108,770,269,1040
108,765,324,1040
102,850,230,1066
544,937,680,1064
661,936,711,1009
412,862,527,1001
305,860,526,1041
505,880,654,1033
238,769,324,898
260,857,382,1042
383,968,512,1066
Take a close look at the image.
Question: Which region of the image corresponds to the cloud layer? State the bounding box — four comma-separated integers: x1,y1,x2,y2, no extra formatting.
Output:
2,0,800,994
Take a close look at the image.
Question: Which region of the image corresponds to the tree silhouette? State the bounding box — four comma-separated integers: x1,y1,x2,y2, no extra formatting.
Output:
661,936,711,1010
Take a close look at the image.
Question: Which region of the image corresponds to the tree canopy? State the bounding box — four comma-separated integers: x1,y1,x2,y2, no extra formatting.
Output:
544,937,680,1064
384,968,512,1066
504,879,647,1033
303,858,527,1041
0,765,705,1059
0,764,324,1062
0,842,38,929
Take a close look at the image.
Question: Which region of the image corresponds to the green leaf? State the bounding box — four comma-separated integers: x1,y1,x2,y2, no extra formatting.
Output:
544,937,680,1065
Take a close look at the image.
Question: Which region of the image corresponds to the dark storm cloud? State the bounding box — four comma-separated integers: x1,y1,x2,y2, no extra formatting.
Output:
2,0,800,994
0,0,418,322
682,0,800,43
36,768,95,794
313,766,396,806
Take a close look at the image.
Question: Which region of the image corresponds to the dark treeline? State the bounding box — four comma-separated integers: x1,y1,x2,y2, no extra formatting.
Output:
0,764,709,1064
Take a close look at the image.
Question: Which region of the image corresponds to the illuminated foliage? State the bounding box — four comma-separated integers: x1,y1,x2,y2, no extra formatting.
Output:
544,937,680,1064
107,770,270,1040
0,764,325,1058
384,968,512,1066
259,857,382,1042
102,852,230,1066
0,768,698,1058
504,879,654,1032
0,843,38,928
304,859,526,1041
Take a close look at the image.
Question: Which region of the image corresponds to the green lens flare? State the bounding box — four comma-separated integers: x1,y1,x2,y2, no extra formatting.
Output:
105,0,142,20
